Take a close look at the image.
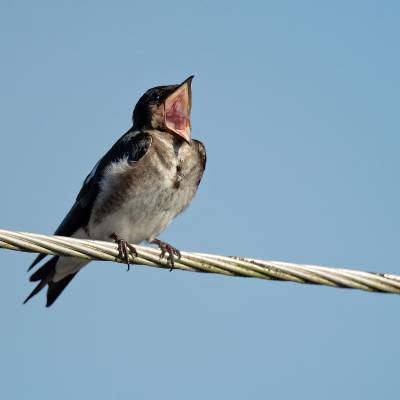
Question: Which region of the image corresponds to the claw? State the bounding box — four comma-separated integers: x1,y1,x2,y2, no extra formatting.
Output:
110,232,138,271
151,239,181,271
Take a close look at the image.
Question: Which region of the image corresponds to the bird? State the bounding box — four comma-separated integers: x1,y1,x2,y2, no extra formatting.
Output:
24,76,206,307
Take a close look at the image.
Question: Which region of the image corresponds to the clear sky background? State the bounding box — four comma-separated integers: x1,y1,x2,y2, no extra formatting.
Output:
1,1,399,399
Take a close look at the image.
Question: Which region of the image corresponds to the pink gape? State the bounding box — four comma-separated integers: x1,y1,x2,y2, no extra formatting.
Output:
166,97,186,130
164,79,192,142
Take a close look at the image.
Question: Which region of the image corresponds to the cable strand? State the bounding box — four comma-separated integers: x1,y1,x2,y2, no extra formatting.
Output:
1,229,399,295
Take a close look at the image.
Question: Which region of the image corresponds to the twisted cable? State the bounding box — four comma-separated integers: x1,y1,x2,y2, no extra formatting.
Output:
1,229,400,294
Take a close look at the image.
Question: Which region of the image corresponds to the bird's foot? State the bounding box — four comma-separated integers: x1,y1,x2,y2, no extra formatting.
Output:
110,232,138,271
151,239,181,271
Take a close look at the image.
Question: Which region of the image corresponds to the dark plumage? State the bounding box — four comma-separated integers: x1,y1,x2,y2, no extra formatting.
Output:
25,76,206,307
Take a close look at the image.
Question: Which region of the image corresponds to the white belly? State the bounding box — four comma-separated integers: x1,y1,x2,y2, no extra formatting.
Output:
90,189,182,243
89,163,198,244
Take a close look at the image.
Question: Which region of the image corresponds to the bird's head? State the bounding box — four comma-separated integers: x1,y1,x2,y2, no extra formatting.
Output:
132,76,193,143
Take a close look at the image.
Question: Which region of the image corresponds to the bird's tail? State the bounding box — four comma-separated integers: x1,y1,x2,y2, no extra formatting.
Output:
24,256,78,307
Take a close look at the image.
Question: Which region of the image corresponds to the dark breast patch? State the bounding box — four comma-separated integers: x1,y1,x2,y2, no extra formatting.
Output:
173,163,183,189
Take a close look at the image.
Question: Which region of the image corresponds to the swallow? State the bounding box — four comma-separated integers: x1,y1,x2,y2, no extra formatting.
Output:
24,76,206,307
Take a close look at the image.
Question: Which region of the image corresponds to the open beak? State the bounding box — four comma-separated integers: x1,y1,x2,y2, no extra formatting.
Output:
164,76,193,143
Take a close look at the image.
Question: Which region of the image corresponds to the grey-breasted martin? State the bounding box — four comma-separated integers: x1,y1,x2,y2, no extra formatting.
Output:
24,76,206,307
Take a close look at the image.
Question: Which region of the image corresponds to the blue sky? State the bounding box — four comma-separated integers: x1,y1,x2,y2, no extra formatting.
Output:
1,1,399,399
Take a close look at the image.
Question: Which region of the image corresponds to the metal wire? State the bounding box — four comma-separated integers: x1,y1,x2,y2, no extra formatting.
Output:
1,228,400,294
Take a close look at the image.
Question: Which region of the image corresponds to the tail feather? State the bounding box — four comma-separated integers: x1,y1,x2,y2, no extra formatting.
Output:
24,257,57,304
24,256,78,306
23,279,48,304
29,256,58,282
46,273,77,307
27,253,47,272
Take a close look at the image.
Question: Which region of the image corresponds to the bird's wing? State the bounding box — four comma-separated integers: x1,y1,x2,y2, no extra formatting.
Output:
57,130,152,235
28,129,152,271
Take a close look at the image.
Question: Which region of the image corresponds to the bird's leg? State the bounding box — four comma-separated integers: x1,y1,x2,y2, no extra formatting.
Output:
151,239,181,271
110,232,138,271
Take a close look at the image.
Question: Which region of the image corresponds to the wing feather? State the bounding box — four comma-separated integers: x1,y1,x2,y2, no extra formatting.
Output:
28,129,152,271
55,129,152,236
